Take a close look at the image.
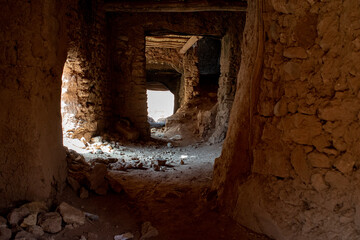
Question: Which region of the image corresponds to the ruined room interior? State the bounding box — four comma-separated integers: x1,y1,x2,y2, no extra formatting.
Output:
1,0,360,239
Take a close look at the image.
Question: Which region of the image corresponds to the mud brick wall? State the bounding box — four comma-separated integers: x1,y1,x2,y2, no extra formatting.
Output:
61,0,107,141
214,0,360,239
0,0,70,209
107,12,244,139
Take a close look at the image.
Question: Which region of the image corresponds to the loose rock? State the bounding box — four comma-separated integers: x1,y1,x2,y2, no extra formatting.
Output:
170,135,182,141
58,202,86,225
114,232,134,240
84,212,99,222
21,202,48,215
0,226,11,240
38,212,62,233
68,176,81,192
8,207,30,225
0,216,6,226
14,230,36,240
20,213,37,227
140,222,158,240
79,187,89,199
87,163,109,195
106,173,123,193
27,225,44,237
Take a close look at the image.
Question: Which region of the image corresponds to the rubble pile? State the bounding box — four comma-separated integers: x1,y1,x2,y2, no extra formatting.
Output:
0,202,92,240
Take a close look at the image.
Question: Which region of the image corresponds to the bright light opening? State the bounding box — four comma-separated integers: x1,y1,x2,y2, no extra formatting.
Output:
147,90,174,122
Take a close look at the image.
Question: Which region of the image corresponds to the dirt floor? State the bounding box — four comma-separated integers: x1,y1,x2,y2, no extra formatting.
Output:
59,131,270,240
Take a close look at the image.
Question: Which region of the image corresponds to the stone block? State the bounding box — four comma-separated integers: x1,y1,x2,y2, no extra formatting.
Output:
311,173,328,192
324,171,349,189
283,62,301,80
308,152,332,168
274,98,288,117
253,148,291,178
280,114,322,145
334,153,355,174
283,47,308,59
291,146,312,183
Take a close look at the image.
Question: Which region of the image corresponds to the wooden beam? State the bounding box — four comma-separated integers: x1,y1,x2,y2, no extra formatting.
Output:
179,36,202,54
146,36,192,48
104,1,247,12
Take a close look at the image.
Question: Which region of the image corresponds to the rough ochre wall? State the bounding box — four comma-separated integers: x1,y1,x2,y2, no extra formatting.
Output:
61,0,107,141
210,19,245,143
0,0,68,209
215,0,360,239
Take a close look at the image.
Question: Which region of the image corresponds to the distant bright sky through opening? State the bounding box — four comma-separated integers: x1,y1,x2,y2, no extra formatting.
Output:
147,90,174,122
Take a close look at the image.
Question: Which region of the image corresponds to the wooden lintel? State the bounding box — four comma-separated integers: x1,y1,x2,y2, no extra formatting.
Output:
104,1,247,12
179,36,202,54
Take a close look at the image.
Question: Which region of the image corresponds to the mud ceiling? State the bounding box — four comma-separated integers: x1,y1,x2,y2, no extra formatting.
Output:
1,0,360,239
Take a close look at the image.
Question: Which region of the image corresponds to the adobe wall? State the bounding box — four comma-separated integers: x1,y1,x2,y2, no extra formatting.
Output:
210,19,245,143
214,0,360,239
61,0,107,141
0,0,70,209
107,12,243,139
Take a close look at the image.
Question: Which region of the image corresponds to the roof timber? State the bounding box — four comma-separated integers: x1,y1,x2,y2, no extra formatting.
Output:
104,1,247,12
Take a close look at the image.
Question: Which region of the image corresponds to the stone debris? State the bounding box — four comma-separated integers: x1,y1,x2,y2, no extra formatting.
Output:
0,216,7,226
87,232,98,240
106,173,123,193
169,135,182,141
114,232,134,240
38,212,62,233
27,225,44,237
79,187,89,199
0,201,97,239
58,202,86,225
14,230,36,240
68,176,81,192
140,222,158,240
84,212,99,222
87,163,109,195
21,202,48,215
0,226,11,240
65,144,189,197
157,159,167,166
8,207,30,225
20,213,37,227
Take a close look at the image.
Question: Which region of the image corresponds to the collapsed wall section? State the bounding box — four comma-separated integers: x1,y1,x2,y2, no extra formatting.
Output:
0,0,70,209
214,0,360,239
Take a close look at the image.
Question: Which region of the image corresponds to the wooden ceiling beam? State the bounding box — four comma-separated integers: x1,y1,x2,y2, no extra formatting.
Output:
104,1,247,12
179,36,202,54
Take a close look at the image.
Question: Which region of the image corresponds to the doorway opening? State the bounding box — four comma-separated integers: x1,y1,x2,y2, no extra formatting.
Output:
147,90,174,123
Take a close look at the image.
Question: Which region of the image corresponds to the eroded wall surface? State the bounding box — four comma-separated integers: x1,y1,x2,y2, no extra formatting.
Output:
215,0,360,239
0,0,69,209
61,0,107,141
210,20,245,143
